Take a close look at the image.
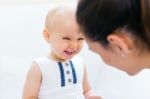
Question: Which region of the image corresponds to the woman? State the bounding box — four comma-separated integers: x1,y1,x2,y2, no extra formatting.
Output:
76,0,150,75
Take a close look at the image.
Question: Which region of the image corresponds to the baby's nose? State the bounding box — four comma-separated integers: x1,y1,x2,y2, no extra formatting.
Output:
69,41,78,51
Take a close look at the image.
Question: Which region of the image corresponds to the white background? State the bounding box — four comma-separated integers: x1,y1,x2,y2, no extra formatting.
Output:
0,1,150,99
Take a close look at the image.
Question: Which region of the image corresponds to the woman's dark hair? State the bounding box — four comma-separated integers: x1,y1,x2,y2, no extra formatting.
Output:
76,0,150,51
141,0,150,41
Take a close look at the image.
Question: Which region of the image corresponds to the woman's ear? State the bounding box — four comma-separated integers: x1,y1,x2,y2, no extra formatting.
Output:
107,33,132,54
43,28,50,42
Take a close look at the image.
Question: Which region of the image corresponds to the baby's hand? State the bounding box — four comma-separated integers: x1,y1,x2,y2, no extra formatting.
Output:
84,90,102,99
86,95,102,99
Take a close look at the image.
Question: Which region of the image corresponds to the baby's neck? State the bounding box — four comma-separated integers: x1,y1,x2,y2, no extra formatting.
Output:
48,52,68,62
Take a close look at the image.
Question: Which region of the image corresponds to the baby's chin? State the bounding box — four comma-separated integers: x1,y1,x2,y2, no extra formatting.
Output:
62,56,74,61
57,56,73,61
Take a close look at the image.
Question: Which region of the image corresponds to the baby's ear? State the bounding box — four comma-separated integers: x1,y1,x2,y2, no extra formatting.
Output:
43,28,50,42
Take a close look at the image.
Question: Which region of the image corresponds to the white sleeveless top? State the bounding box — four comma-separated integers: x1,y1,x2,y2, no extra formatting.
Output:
34,56,85,99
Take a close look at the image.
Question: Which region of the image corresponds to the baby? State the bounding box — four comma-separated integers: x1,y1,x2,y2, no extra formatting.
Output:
23,3,102,99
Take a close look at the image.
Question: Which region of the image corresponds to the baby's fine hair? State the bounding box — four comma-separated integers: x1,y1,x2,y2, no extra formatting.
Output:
45,3,76,31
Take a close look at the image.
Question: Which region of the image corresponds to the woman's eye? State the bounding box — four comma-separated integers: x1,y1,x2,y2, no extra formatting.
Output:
88,47,94,52
89,47,91,50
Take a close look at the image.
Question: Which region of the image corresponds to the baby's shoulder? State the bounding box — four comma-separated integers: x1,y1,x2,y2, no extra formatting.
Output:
71,56,85,65
72,56,83,61
33,56,57,67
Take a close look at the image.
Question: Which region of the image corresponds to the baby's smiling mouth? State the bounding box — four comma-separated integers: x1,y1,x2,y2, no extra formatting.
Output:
64,50,76,55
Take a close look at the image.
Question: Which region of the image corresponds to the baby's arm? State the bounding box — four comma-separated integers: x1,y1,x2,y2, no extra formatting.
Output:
83,66,102,99
22,62,42,99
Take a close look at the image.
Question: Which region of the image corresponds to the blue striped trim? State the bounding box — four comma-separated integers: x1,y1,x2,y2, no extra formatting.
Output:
69,61,77,84
58,62,65,87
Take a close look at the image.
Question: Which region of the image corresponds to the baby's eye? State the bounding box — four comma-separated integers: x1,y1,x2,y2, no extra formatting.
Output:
78,38,84,41
63,37,70,40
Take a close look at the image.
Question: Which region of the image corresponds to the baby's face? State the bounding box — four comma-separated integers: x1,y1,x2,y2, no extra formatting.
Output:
48,15,84,61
